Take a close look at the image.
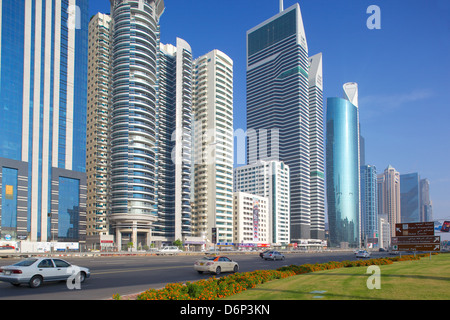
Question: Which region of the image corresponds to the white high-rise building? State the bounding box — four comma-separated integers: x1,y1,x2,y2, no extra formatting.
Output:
87,13,112,238
234,160,290,245
308,52,325,240
233,192,269,247
192,50,234,245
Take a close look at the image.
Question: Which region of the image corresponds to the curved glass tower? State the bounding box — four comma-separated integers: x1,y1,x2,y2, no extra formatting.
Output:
326,83,360,248
109,0,165,244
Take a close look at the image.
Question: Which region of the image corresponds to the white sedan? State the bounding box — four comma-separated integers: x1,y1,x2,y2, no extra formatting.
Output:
355,250,371,258
194,256,239,275
0,257,90,288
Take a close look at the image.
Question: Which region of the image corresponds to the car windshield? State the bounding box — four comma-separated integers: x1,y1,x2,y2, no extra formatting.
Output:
13,259,38,267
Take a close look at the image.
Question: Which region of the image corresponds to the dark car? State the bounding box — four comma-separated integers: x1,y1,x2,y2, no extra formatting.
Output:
259,250,271,259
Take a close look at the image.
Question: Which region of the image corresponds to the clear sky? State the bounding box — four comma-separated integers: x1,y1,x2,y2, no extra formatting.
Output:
89,0,450,221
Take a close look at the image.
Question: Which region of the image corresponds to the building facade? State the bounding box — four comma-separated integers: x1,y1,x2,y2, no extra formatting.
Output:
233,160,290,245
246,4,314,242
420,178,433,222
86,13,111,239
360,164,378,247
377,165,401,237
192,50,234,245
308,52,325,240
0,0,88,243
326,83,361,248
109,0,165,249
158,38,193,242
233,192,269,247
400,173,421,223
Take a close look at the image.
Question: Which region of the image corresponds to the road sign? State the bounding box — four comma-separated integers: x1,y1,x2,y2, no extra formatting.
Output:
392,236,440,244
392,243,441,252
395,222,434,237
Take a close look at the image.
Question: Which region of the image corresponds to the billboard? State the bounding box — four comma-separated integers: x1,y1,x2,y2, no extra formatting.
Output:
253,198,260,242
441,221,450,232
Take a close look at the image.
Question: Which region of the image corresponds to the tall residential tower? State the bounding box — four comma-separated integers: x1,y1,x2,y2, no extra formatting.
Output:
192,50,234,245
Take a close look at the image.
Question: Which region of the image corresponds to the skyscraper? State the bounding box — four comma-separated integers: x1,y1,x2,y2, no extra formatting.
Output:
86,13,112,239
360,164,378,246
420,178,433,222
326,83,361,248
246,3,316,242
109,0,165,249
192,50,234,245
107,0,195,249
308,52,325,240
158,38,193,242
0,0,89,243
400,173,421,223
377,165,401,237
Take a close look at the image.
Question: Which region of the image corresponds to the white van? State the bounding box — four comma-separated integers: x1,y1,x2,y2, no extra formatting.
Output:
157,246,182,255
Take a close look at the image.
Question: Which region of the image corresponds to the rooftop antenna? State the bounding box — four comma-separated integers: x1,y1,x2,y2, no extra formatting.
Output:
279,0,284,12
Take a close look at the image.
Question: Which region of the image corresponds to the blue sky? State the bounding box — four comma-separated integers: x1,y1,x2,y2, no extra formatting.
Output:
89,0,450,221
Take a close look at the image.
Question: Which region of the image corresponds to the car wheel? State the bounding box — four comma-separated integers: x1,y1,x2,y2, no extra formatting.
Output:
233,265,239,273
29,275,43,288
215,266,221,275
78,271,86,283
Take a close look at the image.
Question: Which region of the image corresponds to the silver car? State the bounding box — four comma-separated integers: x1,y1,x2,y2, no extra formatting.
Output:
262,251,285,261
0,257,90,288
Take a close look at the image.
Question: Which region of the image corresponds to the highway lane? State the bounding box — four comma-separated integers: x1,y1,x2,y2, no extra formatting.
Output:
0,251,388,300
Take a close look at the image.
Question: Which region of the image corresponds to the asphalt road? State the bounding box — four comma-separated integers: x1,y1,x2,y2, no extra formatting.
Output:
0,251,388,300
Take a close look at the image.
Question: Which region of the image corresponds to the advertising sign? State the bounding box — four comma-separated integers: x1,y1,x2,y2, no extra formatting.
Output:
5,185,13,200
441,221,450,232
253,198,260,242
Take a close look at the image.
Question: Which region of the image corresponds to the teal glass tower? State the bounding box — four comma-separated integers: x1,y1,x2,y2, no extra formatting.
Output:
0,0,88,242
326,83,361,248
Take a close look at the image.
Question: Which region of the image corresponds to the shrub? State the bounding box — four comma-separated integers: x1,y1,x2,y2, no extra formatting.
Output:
133,254,434,300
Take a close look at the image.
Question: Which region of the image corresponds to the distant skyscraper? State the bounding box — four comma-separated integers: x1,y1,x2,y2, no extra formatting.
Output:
420,178,433,222
308,52,325,240
377,165,401,237
0,0,88,242
400,173,421,223
360,165,378,246
192,50,234,245
326,83,361,248
246,4,315,242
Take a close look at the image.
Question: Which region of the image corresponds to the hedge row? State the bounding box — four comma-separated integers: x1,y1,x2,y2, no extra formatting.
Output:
133,253,434,300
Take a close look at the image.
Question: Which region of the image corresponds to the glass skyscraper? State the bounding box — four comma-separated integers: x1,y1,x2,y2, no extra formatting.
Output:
400,173,421,223
326,83,361,248
0,0,88,242
246,4,325,242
